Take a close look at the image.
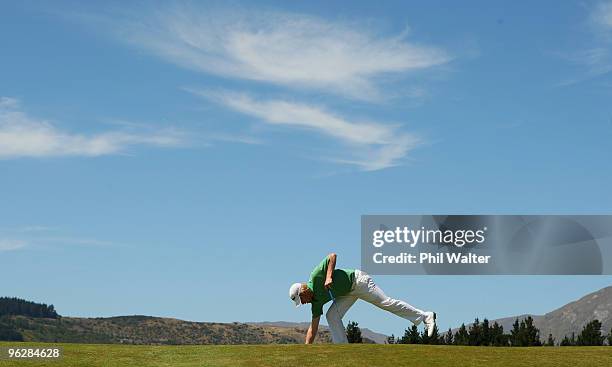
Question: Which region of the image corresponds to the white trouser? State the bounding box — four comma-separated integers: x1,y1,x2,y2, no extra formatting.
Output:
326,269,426,344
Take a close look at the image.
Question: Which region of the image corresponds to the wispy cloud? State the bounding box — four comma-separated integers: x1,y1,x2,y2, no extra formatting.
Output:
593,1,612,31
559,1,612,86
0,239,27,252
0,225,58,233
93,6,450,101
0,236,118,251
69,5,444,170
0,225,120,251
556,48,612,86
206,133,263,145
192,90,419,171
37,237,117,247
0,97,187,159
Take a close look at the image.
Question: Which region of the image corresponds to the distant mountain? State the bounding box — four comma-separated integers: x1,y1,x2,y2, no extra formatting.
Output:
535,286,611,342
0,313,390,345
7,286,610,346
455,286,612,343
0,315,334,345
249,321,387,344
0,296,390,345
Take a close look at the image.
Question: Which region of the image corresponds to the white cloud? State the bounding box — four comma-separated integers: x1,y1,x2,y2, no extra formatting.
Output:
580,2,612,76
18,226,58,232
39,237,117,247
0,97,187,159
0,225,119,250
192,90,419,170
101,6,450,101
0,97,20,109
69,6,439,170
0,239,27,252
0,225,58,233
557,2,612,86
556,47,612,86
593,1,612,30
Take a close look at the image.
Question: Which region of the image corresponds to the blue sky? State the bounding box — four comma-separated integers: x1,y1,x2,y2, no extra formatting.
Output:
1,0,612,336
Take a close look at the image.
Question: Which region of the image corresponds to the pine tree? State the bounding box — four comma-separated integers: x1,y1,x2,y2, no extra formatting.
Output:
430,324,440,344
560,335,570,346
508,317,541,346
408,324,421,344
444,328,454,345
576,320,604,346
399,325,420,344
387,334,395,345
510,318,521,346
399,328,409,344
545,333,555,346
468,318,482,346
481,318,491,346
561,332,576,346
607,328,612,346
491,322,506,346
420,329,429,345
346,321,363,343
421,324,440,345
454,323,469,345
523,316,541,346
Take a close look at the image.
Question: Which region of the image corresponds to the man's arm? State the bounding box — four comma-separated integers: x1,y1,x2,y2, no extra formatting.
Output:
305,316,320,344
324,253,337,289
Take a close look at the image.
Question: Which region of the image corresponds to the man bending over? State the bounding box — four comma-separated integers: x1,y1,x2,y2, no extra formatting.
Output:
289,253,436,344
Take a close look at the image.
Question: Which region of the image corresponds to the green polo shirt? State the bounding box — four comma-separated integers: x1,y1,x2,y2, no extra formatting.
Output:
307,256,355,318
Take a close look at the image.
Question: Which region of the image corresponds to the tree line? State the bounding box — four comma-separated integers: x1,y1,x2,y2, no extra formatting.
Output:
0,297,60,342
384,317,612,346
558,320,611,346
0,297,59,319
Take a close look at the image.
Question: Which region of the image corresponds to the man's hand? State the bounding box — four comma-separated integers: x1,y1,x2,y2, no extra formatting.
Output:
324,276,333,290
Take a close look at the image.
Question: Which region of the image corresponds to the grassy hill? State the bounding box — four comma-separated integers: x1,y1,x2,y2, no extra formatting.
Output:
1,315,332,345
1,342,611,367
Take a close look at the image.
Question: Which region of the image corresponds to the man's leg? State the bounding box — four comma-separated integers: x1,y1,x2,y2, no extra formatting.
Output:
326,295,358,344
351,270,427,325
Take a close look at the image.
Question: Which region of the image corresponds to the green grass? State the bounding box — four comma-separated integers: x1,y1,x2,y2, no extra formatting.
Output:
1,342,611,367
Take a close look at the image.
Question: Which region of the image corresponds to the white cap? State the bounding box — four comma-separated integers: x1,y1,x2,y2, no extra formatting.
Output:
289,283,302,307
